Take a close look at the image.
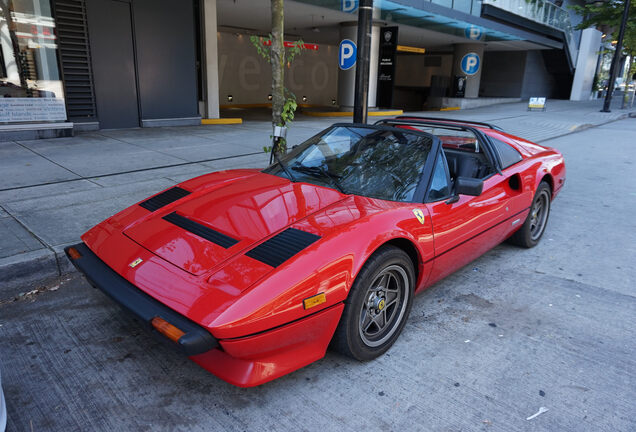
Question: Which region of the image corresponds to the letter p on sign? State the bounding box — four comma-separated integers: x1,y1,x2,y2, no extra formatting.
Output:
339,39,357,70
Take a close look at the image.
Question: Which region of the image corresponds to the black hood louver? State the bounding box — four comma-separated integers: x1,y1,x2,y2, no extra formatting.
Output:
139,187,191,212
246,228,321,268
163,212,239,249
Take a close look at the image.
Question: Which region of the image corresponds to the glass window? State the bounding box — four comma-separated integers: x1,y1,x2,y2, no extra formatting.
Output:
428,152,450,201
264,125,434,202
490,137,523,169
0,0,66,123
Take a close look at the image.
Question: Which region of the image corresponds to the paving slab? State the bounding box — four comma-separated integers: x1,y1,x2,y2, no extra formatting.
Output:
4,179,176,248
0,142,80,189
0,179,100,205
0,215,44,259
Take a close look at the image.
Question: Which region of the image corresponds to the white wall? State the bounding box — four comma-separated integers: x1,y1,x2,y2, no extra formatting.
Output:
217,32,338,106
570,28,602,101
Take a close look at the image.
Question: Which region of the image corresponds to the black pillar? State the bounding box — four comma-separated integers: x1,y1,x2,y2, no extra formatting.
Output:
353,0,373,124
601,0,631,112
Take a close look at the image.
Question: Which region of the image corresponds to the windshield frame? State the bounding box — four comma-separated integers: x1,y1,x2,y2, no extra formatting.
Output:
262,123,441,203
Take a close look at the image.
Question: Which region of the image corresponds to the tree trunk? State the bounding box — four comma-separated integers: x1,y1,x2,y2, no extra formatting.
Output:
270,0,285,156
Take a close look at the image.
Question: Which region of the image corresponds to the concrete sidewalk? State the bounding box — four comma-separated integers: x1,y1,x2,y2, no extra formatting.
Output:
0,98,633,297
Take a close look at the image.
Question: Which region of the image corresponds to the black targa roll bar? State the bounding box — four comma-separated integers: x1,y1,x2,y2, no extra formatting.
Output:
376,116,505,132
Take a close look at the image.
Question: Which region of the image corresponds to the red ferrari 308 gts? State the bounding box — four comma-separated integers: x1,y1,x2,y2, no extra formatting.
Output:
66,116,565,387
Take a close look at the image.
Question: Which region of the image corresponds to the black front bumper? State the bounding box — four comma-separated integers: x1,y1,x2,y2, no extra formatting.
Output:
65,243,217,356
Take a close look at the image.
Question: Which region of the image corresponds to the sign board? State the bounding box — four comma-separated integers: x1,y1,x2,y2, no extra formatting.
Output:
396,45,425,54
465,25,483,41
0,98,67,122
377,26,398,108
339,39,357,70
528,97,546,111
453,76,467,98
460,53,480,75
341,0,358,12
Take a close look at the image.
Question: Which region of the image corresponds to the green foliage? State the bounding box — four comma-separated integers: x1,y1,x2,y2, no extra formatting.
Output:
286,40,304,66
249,34,272,63
570,0,636,56
281,92,297,126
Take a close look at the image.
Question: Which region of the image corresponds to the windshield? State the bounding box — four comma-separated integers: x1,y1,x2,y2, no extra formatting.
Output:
264,125,434,202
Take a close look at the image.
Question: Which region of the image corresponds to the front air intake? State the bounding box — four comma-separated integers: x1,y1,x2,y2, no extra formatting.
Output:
246,228,321,268
139,187,191,212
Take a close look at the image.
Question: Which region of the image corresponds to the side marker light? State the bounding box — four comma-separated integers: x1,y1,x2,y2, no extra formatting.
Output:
303,293,326,310
67,247,81,260
151,317,185,343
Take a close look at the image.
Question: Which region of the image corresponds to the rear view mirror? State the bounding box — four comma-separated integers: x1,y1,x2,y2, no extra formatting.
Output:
455,177,483,196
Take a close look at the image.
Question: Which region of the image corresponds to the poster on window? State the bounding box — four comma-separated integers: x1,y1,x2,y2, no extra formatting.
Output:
0,98,67,122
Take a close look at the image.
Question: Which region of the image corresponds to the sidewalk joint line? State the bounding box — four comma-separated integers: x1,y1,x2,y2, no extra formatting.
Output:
0,151,264,193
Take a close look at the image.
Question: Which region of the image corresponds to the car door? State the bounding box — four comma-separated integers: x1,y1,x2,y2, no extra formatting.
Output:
424,146,516,286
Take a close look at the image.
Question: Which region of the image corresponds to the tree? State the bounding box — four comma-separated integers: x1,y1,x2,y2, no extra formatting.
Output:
249,1,304,161
570,0,636,102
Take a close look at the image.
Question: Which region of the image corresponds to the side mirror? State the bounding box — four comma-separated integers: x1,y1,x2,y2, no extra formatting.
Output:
455,177,483,196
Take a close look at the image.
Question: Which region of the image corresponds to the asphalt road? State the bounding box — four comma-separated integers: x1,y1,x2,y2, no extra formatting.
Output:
1,118,635,432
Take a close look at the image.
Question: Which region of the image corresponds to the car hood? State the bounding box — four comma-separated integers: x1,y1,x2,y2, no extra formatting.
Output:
124,172,344,276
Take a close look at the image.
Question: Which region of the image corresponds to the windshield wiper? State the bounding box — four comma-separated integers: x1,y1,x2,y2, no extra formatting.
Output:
292,164,347,194
272,150,296,182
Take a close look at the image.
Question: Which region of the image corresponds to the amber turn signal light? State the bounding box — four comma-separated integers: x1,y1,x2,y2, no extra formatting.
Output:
67,247,82,260
151,317,185,343
303,292,326,310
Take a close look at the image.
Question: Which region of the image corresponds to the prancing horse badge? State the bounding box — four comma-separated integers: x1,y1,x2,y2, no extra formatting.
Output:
129,258,143,268
412,209,426,224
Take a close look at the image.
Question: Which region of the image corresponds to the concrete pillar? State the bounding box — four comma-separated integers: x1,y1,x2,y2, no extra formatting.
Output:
452,43,484,98
570,28,603,101
203,0,220,118
337,20,380,109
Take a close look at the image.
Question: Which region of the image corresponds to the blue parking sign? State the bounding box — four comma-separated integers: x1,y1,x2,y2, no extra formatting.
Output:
465,25,482,40
341,0,358,12
339,39,357,70
460,53,480,75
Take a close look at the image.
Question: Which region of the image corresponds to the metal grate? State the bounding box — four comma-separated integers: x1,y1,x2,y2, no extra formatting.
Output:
163,212,239,249
246,228,321,268
53,0,97,120
139,187,191,212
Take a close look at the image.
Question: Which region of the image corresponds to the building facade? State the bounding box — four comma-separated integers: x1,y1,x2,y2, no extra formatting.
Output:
0,0,604,140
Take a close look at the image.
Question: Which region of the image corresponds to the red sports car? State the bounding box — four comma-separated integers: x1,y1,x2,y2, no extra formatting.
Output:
66,116,565,387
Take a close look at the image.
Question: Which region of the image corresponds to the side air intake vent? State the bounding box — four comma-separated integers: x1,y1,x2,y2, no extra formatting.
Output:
163,212,239,249
246,228,321,268
140,187,191,212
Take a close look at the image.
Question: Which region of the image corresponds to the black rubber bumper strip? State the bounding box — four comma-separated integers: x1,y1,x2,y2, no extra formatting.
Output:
65,243,217,356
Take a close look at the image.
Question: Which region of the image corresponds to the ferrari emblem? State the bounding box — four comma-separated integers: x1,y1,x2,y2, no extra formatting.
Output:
129,258,143,268
412,209,426,224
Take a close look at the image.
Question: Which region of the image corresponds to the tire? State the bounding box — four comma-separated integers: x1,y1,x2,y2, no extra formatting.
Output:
332,246,415,361
508,181,552,248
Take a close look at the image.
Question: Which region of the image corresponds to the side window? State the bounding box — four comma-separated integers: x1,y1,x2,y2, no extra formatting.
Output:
491,137,522,169
428,152,450,201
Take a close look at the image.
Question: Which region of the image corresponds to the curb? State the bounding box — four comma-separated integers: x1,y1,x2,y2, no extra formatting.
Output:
0,243,76,301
